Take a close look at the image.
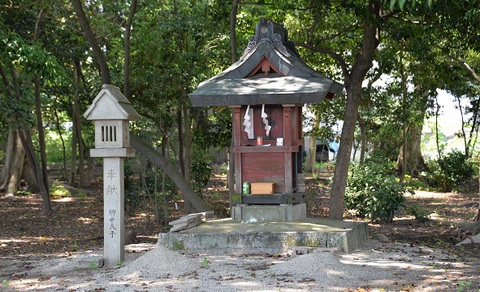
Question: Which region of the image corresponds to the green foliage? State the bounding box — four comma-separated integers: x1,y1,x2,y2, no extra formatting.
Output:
50,182,71,198
195,108,232,150
200,257,210,268
423,150,475,192
456,281,473,292
88,260,99,270
45,130,71,164
15,190,31,196
191,154,214,194
407,203,430,223
438,150,475,189
2,279,9,287
345,158,409,223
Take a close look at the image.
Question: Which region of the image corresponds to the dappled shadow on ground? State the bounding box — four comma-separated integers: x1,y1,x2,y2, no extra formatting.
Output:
0,170,479,291
1,173,479,257
0,186,162,257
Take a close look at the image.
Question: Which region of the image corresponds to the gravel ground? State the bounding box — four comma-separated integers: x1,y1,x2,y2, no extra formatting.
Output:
1,239,479,292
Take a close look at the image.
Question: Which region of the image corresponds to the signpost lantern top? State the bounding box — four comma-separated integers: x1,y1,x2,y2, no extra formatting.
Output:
84,84,139,121
84,84,139,154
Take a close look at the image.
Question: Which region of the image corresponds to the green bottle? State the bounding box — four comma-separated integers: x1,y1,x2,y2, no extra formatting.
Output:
242,182,250,194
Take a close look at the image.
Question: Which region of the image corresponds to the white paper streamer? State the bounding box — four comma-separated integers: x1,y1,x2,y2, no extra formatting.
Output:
261,104,271,136
243,105,254,139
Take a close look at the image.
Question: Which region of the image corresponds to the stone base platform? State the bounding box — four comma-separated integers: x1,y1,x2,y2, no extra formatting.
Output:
158,217,368,254
231,203,307,222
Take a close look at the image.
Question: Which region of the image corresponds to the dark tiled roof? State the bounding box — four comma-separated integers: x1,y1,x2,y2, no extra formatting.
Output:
189,17,343,107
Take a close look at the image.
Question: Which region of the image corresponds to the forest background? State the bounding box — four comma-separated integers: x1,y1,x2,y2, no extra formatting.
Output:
0,0,480,225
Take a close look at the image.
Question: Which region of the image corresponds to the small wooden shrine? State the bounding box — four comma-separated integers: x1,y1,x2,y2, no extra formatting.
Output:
190,17,343,209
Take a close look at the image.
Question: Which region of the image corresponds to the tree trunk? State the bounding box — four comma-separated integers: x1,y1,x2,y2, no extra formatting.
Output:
72,0,111,84
306,135,317,173
69,114,78,186
230,0,239,63
396,124,426,177
130,134,210,212
182,91,191,184
10,64,53,216
328,1,380,220
33,8,50,193
329,83,363,219
435,97,442,159
34,76,50,191
358,115,366,164
182,92,193,213
228,1,239,204
18,128,53,216
177,109,185,177
1,130,25,196
73,62,87,187
52,97,68,178
0,129,15,191
123,0,137,98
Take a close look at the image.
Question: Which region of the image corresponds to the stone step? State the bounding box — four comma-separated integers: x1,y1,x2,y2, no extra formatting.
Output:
158,218,368,254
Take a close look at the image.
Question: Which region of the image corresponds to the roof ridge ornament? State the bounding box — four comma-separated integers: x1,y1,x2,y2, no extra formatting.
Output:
242,17,290,58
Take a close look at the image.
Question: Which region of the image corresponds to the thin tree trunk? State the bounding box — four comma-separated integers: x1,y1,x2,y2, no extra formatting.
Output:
308,135,317,173
69,116,78,186
230,0,239,63
358,115,366,164
53,97,68,178
228,1,239,204
72,0,111,84
177,109,185,177
182,90,193,213
0,129,15,191
18,128,54,216
4,131,25,196
33,8,49,193
435,97,442,159
400,59,408,183
123,0,137,98
34,76,50,190
182,90,191,184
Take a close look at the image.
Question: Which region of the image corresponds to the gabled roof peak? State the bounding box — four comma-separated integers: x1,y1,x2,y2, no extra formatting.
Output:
242,17,298,59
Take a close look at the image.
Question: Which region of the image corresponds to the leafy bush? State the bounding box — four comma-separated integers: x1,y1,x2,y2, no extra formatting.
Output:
407,203,430,223
345,159,409,223
423,150,475,192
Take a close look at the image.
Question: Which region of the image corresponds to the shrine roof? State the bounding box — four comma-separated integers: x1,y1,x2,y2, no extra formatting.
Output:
189,17,344,107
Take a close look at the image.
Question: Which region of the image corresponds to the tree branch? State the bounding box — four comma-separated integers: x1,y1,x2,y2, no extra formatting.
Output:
72,0,111,84
297,42,349,78
449,55,480,83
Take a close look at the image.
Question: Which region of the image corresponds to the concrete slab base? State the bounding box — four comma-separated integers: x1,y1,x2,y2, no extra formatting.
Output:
158,218,368,254
231,203,307,222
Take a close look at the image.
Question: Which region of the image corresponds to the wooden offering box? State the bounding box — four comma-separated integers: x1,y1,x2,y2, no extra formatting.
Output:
250,183,275,194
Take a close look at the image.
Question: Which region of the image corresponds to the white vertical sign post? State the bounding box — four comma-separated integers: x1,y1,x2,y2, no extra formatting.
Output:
102,158,125,265
84,84,139,266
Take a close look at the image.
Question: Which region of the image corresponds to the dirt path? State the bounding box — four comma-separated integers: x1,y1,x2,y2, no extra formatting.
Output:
0,239,479,291
1,185,479,291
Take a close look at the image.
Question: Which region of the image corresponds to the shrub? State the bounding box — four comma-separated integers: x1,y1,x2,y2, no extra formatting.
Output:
423,150,475,192
345,158,409,223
